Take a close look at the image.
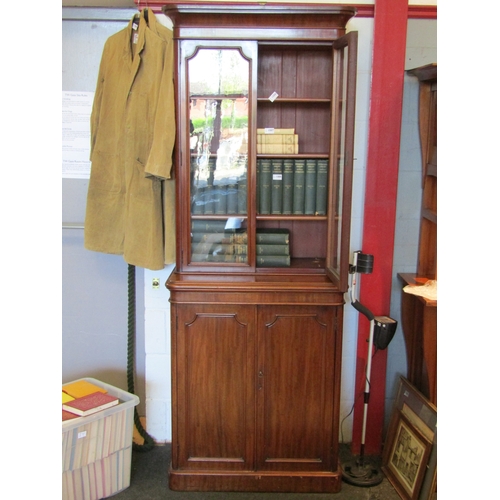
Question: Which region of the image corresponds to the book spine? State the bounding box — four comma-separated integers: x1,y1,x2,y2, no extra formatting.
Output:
315,159,328,215
214,183,227,215
192,232,248,244
304,159,317,215
282,159,294,215
257,143,299,154
259,159,272,214
191,254,248,263
192,186,205,214
257,128,295,135
191,243,248,255
256,255,291,267
237,176,247,214
203,184,214,214
226,182,238,214
271,159,283,215
256,233,290,245
257,134,298,144
292,159,305,215
256,244,290,256
191,220,228,233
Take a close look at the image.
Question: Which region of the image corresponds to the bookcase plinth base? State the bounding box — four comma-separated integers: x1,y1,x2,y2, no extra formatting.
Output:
168,466,343,493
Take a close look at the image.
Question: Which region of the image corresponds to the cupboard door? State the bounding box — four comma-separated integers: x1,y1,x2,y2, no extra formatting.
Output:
256,305,338,472
173,304,256,470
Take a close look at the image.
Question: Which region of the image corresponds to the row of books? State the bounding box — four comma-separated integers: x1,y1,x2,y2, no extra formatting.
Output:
189,223,290,267
191,222,247,263
257,158,328,216
192,177,247,215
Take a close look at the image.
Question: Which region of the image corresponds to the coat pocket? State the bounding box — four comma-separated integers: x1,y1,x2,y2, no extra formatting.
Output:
90,150,123,193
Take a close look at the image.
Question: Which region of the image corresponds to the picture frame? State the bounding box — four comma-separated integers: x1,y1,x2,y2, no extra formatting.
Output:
383,377,437,500
383,410,432,499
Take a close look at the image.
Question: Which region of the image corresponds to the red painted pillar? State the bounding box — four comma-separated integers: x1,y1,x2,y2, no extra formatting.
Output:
351,0,408,456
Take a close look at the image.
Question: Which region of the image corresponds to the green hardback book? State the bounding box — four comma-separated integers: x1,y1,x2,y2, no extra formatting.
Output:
256,228,290,245
192,187,205,214
315,159,328,215
204,184,214,214
304,159,317,215
256,255,291,267
192,243,248,255
292,159,305,215
192,219,228,233
226,182,238,214
191,231,248,244
271,159,283,215
191,254,248,263
282,159,294,215
259,159,272,214
237,176,247,214
214,183,228,215
256,244,290,256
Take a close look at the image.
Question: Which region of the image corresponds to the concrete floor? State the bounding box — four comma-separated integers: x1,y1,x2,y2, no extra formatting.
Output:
111,444,408,500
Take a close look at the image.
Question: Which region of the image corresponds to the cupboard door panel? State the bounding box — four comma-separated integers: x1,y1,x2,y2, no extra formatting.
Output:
257,305,336,472
175,305,256,470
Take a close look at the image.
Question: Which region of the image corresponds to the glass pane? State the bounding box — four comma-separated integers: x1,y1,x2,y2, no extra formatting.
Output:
191,219,248,264
188,48,249,264
334,46,349,276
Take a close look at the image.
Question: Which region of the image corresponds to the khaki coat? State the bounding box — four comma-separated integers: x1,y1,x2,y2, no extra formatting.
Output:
84,9,176,270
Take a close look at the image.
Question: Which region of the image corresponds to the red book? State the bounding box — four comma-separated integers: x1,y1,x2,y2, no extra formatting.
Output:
62,409,80,421
62,391,119,416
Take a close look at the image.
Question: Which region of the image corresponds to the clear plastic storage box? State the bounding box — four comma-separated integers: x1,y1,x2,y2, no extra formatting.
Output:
62,378,140,500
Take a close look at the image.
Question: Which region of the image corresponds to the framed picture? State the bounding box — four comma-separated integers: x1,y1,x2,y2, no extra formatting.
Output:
383,411,432,499
383,377,437,500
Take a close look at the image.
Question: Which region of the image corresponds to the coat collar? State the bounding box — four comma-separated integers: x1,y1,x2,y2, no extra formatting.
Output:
124,9,156,94
125,7,162,59
123,9,167,96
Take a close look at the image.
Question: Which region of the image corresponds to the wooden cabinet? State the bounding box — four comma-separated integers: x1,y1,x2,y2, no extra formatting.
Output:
399,64,437,405
164,2,358,492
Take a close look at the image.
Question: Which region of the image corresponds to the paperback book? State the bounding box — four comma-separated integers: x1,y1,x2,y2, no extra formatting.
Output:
62,391,120,417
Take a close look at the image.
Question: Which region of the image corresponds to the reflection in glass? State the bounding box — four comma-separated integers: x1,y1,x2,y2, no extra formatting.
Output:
334,47,349,276
191,219,248,263
188,48,249,264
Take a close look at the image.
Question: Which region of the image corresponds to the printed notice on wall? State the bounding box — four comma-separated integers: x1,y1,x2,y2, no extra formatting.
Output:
62,91,94,179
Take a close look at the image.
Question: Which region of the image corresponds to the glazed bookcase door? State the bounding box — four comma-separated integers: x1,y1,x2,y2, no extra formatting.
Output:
326,31,358,291
179,40,258,272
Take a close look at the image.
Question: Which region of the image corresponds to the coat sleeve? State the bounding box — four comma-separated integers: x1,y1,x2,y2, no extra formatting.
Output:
144,32,176,180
